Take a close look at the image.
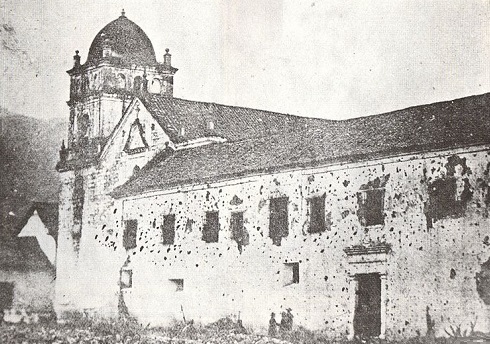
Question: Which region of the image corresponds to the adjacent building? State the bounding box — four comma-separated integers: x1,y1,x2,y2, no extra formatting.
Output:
0,201,58,316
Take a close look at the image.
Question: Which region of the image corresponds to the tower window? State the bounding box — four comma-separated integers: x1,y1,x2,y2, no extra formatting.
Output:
269,197,289,246
162,214,176,245
202,211,219,243
73,173,85,230
308,195,326,233
123,220,138,250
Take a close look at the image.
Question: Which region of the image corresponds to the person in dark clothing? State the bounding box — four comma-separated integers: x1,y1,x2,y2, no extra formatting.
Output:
280,308,294,332
268,312,279,337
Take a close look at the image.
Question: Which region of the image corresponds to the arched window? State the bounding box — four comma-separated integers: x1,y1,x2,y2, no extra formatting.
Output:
78,113,90,138
117,73,126,89
133,76,142,92
149,78,162,93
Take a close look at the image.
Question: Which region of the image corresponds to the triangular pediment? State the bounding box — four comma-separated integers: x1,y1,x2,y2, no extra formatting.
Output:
124,118,149,154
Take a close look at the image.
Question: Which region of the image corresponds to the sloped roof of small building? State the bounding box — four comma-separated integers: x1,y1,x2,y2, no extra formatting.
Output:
0,199,58,240
112,92,490,198
0,237,54,272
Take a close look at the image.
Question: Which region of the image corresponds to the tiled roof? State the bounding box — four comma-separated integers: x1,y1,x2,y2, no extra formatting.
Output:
113,92,490,198
140,94,334,143
0,237,54,272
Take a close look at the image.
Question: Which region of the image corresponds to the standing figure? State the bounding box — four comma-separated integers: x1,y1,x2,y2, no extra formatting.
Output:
268,312,279,337
280,308,294,332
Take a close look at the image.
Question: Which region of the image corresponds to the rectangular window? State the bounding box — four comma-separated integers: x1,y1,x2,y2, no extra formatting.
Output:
309,195,326,233
0,282,14,310
231,211,249,253
284,262,300,286
120,270,132,289
162,214,176,245
427,178,459,221
357,189,385,226
202,211,219,243
123,219,138,250
269,197,289,246
170,279,184,291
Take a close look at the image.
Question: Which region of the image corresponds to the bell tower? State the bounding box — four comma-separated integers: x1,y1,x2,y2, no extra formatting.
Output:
55,11,177,318
58,11,177,171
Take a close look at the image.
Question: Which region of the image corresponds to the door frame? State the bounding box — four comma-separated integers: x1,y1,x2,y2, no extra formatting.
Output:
344,243,391,340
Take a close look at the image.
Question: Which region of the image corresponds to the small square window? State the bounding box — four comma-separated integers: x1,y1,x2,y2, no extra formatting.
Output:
284,262,299,286
120,270,132,289
170,279,184,291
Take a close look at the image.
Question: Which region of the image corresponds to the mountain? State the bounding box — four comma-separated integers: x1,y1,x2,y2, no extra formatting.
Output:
0,108,67,203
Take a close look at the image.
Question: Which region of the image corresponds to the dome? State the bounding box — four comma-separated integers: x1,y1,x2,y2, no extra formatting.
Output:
86,13,157,66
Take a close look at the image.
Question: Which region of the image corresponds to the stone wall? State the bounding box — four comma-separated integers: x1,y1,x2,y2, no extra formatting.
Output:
55,99,171,317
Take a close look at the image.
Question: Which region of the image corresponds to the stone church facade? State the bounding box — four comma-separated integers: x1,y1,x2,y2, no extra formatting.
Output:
55,12,490,339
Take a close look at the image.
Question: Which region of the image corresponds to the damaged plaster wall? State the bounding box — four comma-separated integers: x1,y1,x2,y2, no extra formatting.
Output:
100,145,490,338
57,138,490,339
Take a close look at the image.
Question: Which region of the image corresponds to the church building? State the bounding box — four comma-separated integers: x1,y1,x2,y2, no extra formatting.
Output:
55,11,490,339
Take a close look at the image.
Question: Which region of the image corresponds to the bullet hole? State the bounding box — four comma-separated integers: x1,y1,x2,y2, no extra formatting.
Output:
484,236,490,246
230,195,243,205
185,218,194,233
113,208,117,214
324,276,328,281
341,210,350,219
343,180,350,187
450,268,456,279
446,155,471,176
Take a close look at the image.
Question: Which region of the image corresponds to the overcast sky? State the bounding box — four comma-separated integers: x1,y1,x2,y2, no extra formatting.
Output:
1,0,489,120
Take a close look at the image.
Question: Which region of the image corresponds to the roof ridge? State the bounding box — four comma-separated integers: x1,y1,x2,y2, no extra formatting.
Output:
164,91,490,123
340,91,490,123
170,96,336,122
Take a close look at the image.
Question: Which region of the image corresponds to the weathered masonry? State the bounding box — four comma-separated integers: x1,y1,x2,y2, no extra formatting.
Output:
55,11,490,340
